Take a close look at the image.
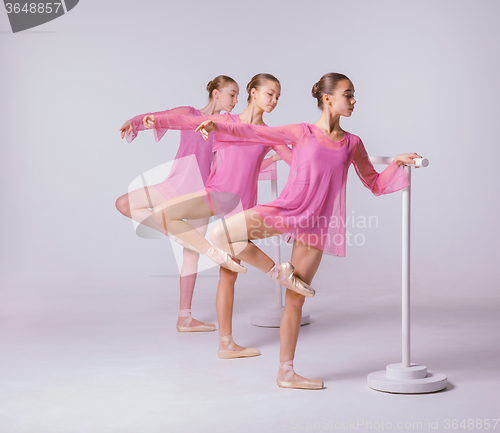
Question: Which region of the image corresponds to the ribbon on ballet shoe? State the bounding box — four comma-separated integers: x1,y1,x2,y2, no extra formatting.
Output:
177,309,216,332
279,360,295,382
266,264,280,280
205,246,247,273
178,309,193,327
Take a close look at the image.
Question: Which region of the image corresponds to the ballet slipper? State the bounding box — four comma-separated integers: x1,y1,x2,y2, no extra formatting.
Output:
266,262,315,298
277,360,324,390
218,334,260,359
176,309,216,332
205,245,247,273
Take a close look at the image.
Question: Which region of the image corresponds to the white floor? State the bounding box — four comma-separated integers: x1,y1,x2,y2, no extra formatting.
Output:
1,270,499,433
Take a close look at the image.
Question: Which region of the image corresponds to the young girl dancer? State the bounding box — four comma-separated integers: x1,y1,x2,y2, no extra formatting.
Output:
141,74,292,358
116,75,239,332
196,73,421,389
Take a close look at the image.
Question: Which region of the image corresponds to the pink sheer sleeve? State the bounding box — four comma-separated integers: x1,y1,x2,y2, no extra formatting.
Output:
214,122,305,148
274,145,292,167
352,138,410,196
213,122,300,167
126,106,193,143
260,156,275,171
258,155,277,181
153,112,231,132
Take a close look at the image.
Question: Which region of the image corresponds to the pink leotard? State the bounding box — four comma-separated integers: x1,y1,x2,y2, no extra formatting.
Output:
211,122,409,256
150,112,292,215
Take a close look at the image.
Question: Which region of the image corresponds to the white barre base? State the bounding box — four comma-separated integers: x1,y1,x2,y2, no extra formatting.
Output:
251,307,310,328
367,363,447,394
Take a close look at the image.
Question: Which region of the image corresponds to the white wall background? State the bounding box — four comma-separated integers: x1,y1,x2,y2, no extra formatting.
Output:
1,0,499,301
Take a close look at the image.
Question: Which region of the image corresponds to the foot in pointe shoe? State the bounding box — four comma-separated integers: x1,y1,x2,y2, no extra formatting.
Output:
176,309,216,332
276,360,324,390
218,334,260,359
267,262,315,298
205,246,247,273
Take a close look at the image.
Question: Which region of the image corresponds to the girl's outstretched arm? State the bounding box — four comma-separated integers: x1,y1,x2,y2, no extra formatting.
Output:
120,106,193,143
196,120,301,166
143,113,231,134
352,139,420,196
197,120,304,147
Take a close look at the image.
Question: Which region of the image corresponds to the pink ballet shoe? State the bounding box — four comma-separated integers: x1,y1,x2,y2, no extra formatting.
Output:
176,309,216,332
218,334,260,359
205,246,247,273
277,360,324,390
267,262,315,297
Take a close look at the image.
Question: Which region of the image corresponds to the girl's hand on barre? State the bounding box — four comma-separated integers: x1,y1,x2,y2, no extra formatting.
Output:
394,153,423,168
119,120,133,139
195,120,216,141
143,115,156,129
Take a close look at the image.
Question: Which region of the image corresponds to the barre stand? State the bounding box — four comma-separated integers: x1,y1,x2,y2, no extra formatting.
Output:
367,157,447,393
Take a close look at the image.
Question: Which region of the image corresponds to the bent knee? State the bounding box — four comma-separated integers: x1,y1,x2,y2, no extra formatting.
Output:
115,195,130,217
209,224,226,247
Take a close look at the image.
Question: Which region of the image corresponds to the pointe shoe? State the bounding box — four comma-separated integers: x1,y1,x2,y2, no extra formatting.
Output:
277,360,324,390
205,246,247,273
176,309,216,332
267,263,315,298
218,334,260,359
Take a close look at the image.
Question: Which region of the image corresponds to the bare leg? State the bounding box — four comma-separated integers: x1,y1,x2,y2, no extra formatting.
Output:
177,221,214,329
210,209,281,272
278,241,323,384
216,265,238,338
211,211,324,386
115,186,170,234
152,192,214,253
116,188,213,329
152,192,246,273
211,209,314,297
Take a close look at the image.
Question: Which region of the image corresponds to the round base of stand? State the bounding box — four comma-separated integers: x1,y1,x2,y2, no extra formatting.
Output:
367,363,447,394
251,308,310,328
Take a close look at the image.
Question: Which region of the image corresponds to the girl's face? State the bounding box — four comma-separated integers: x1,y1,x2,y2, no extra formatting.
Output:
214,83,239,112
328,79,356,117
250,80,281,113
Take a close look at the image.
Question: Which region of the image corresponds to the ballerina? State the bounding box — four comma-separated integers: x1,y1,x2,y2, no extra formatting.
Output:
116,75,239,332
196,72,422,389
140,74,292,358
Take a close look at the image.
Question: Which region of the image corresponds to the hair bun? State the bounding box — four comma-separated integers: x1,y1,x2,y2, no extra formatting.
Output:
206,80,213,92
311,82,319,98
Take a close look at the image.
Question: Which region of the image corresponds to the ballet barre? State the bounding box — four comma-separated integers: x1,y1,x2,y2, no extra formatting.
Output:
367,156,447,393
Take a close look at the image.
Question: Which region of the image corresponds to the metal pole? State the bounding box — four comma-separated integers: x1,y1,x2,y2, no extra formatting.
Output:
402,166,411,368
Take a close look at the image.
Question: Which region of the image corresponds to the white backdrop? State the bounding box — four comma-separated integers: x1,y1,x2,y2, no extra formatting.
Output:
1,0,499,299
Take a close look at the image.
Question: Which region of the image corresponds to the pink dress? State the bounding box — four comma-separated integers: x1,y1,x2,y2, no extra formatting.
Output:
150,112,292,216
128,106,215,199
211,122,410,256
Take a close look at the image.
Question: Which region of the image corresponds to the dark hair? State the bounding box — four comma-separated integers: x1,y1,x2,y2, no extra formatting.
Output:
311,73,351,109
206,75,237,100
246,73,280,102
